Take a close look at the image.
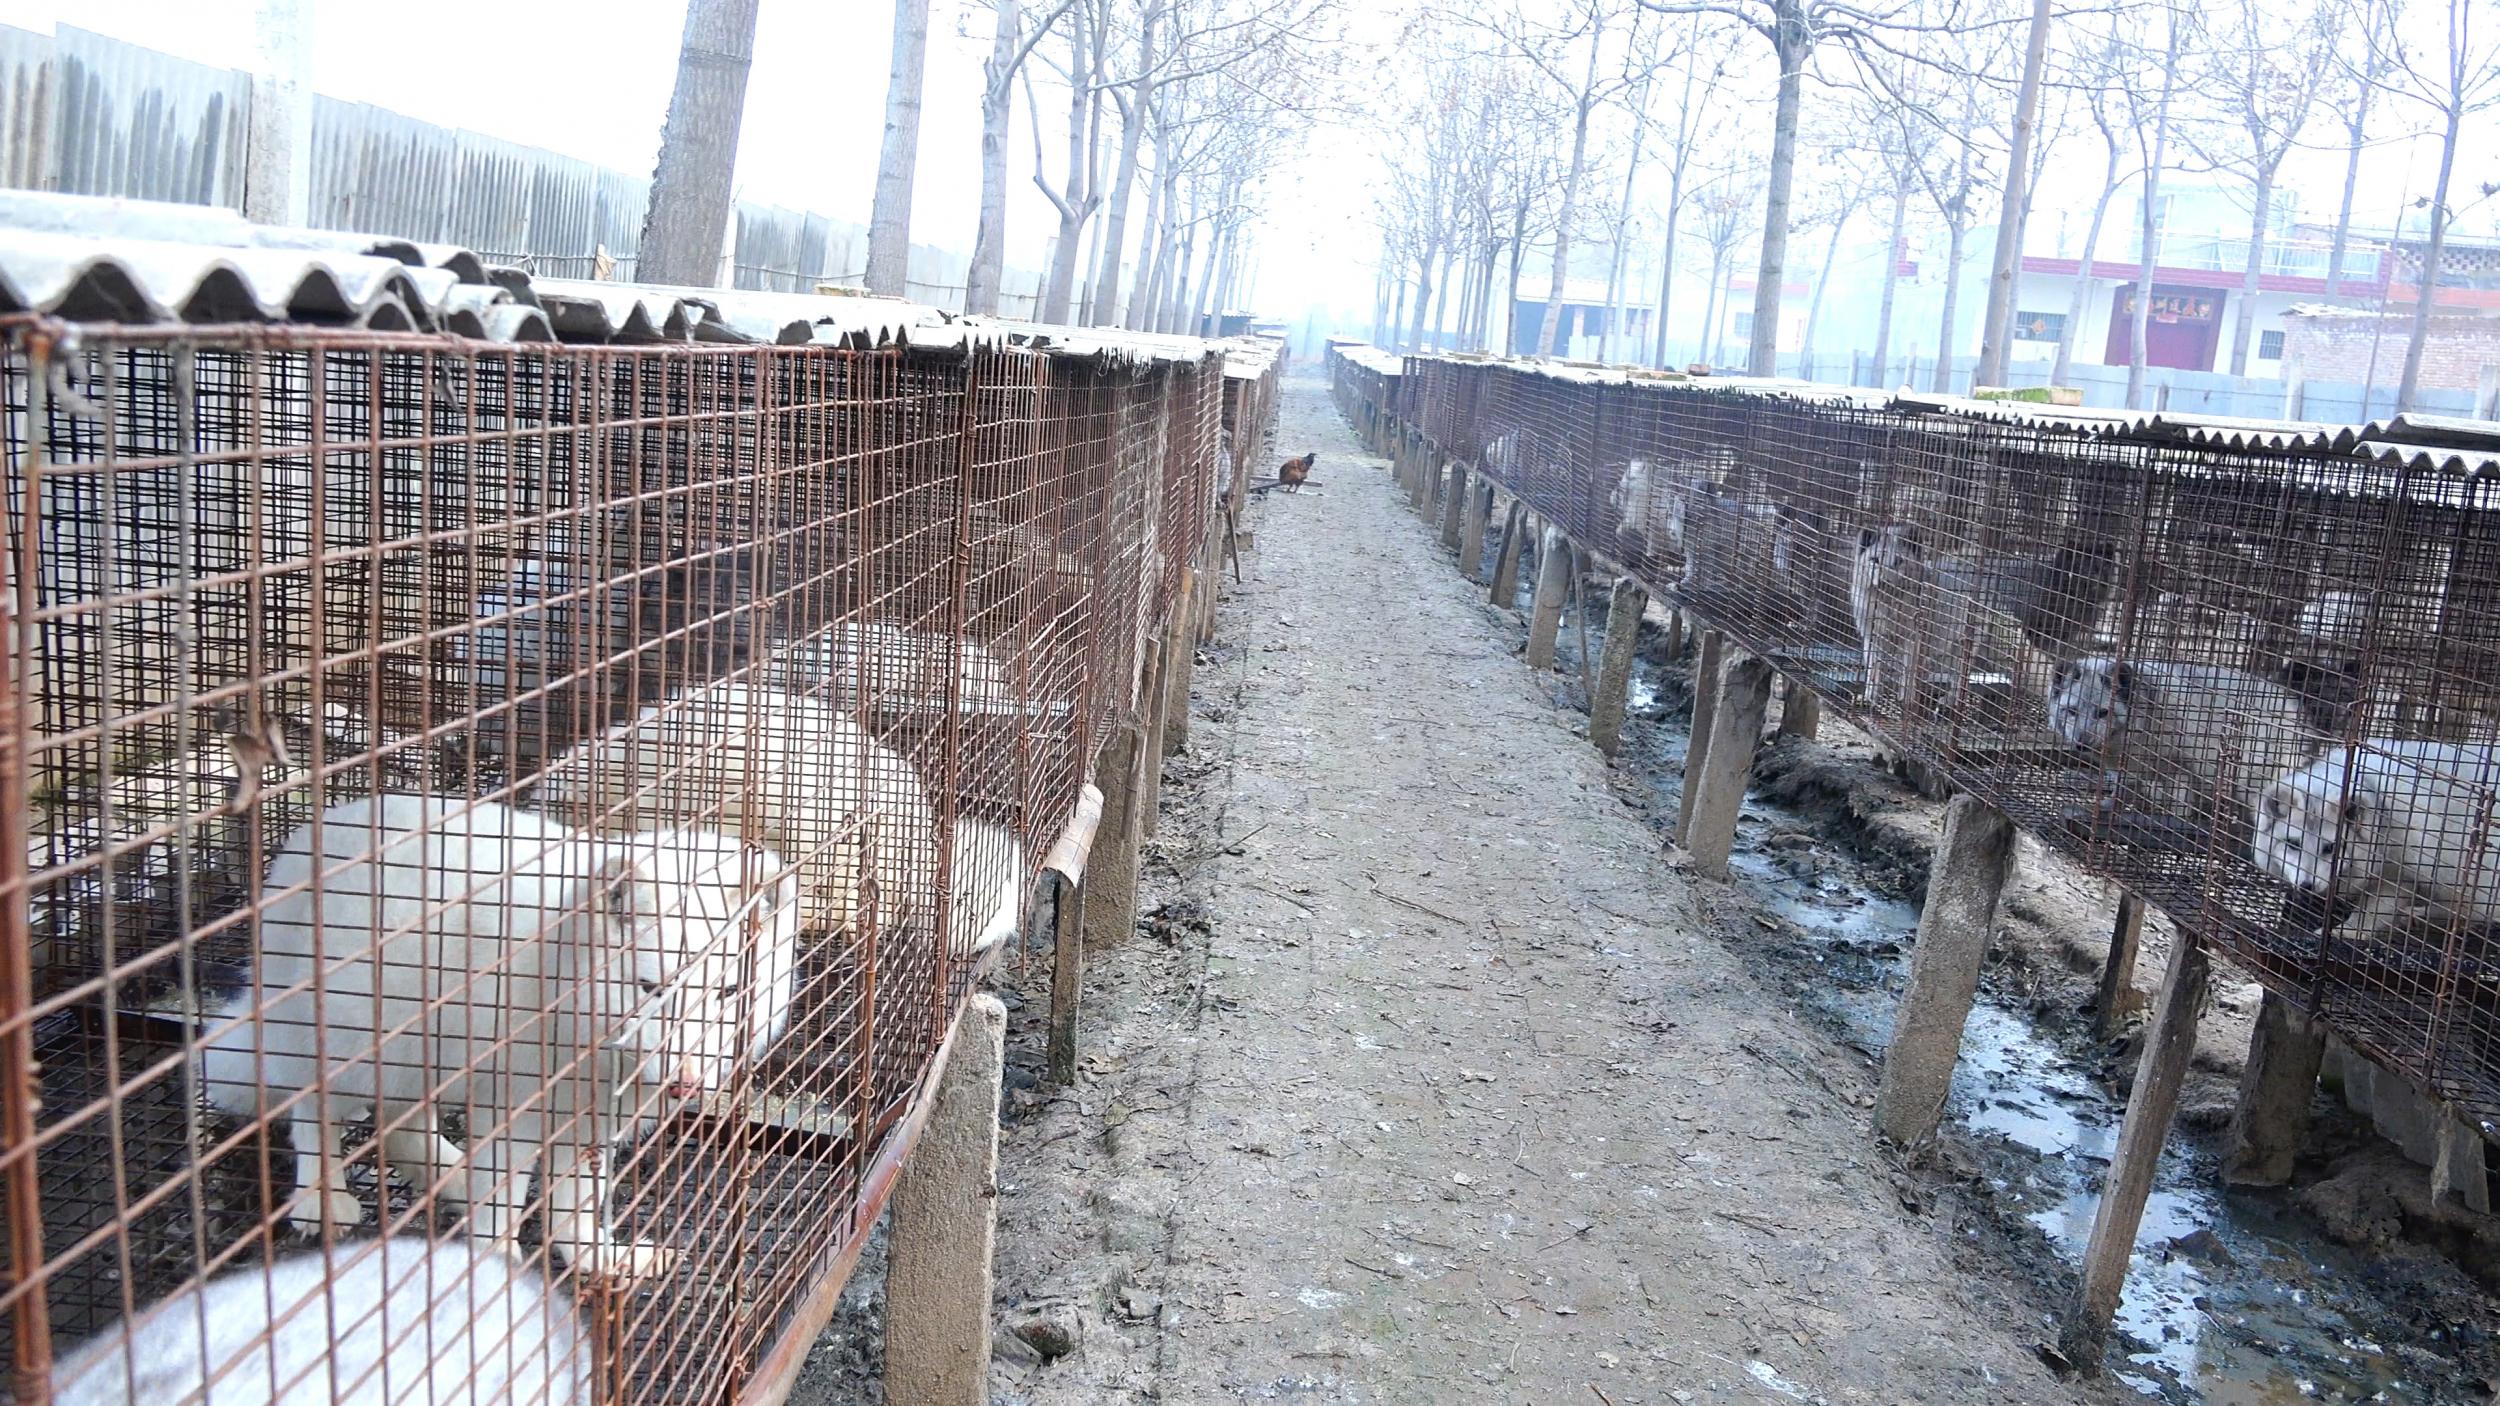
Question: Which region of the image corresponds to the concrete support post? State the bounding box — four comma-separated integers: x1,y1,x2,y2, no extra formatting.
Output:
1776,678,1821,740
1460,480,1493,581
2222,988,2327,1187
1676,630,1727,845
1873,795,2017,1148
1489,503,1530,607
1046,876,1085,1086
245,0,314,228
2093,892,2146,1038
2063,928,2210,1373
1162,577,1197,758
1440,464,1467,549
1589,578,1650,758
1083,724,1147,952
1526,528,1574,669
2435,1116,2493,1214
1662,609,1686,661
1139,638,1170,837
885,993,1008,1406
1682,654,1774,880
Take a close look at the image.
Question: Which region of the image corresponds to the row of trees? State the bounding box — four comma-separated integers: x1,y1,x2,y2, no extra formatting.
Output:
637,0,1335,333
1371,0,2499,413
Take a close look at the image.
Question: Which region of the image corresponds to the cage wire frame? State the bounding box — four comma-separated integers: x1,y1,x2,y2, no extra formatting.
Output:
0,314,1239,1404
1337,345,2500,1145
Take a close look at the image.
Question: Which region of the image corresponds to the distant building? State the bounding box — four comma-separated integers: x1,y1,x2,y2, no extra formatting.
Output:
2278,307,2500,399
1507,278,1656,360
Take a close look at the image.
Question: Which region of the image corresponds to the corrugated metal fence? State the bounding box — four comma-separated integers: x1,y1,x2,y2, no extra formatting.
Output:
0,23,1046,312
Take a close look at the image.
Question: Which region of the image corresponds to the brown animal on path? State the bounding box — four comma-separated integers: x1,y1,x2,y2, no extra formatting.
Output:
1277,452,1315,493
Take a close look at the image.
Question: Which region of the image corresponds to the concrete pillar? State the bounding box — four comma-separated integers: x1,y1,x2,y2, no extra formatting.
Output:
1460,480,1493,582
2093,892,2145,1038
885,992,1007,1406
1683,654,1773,880
1046,876,1085,1086
2434,1115,2492,1215
1526,528,1573,670
2062,930,2210,1375
1589,578,1650,758
1083,724,1146,951
1440,465,1467,549
2222,988,2327,1187
1162,576,1197,758
1873,795,2017,1149
1776,678,1821,740
1662,609,1686,661
1139,638,1170,838
1676,630,1727,845
1489,503,1530,608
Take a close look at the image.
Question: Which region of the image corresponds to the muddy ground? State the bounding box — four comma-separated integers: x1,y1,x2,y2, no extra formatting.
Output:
794,375,2500,1405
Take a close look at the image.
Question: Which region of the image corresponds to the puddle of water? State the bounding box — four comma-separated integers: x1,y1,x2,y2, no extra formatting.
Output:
1632,661,2435,1406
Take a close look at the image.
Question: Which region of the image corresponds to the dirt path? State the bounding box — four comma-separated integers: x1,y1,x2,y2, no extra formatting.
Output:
981,376,2124,1405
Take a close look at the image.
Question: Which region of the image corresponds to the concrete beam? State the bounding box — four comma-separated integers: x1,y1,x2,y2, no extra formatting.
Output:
1682,653,1774,881
1590,577,1650,757
1873,795,2017,1149
885,993,1008,1406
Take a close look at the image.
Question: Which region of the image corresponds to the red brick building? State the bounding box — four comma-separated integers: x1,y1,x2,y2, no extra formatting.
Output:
2277,306,2500,395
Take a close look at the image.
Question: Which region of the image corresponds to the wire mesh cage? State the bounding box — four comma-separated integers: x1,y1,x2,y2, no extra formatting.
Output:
0,315,1240,1404
1356,350,2500,1146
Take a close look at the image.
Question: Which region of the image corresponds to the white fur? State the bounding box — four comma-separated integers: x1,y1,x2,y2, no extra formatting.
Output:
199,794,799,1279
1667,474,1779,595
783,621,1018,716
2047,658,2320,819
534,681,941,938
1609,459,1661,560
2253,740,2500,941
51,1239,588,1406
947,818,1031,960
1850,526,1967,717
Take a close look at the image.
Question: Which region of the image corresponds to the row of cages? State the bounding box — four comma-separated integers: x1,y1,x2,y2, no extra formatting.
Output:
1336,344,2500,1145
1,318,1262,1403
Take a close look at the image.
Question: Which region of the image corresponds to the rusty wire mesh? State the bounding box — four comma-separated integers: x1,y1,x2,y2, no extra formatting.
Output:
0,317,1248,1403
1340,345,2500,1144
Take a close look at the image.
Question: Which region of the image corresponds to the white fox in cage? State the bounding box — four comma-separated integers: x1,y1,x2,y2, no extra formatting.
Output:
51,1238,590,1405
774,619,1020,718
2047,658,2322,821
199,794,802,1280
2253,741,2500,942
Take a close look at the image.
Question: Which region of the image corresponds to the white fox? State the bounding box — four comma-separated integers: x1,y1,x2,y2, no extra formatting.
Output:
2253,740,2500,941
947,817,1032,960
199,794,800,1280
51,1239,589,1405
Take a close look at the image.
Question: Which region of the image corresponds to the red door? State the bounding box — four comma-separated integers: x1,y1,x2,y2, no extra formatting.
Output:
2103,285,2224,370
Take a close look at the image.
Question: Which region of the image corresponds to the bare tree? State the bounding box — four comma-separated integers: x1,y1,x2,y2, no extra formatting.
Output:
1689,171,1762,367
2363,0,2500,409
1028,0,1113,323
2124,4,2186,410
868,0,935,296
638,0,761,287
968,0,1077,314
2182,0,2332,375
1795,145,1875,370
2323,0,2396,298
1646,18,1737,365
1972,0,2051,387
1905,60,1999,393
2050,16,2134,385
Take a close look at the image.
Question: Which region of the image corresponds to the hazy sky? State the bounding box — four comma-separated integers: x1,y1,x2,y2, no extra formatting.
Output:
0,0,2488,340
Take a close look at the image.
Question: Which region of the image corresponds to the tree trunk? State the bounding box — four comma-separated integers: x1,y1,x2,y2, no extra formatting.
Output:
2227,166,2276,375
1975,0,2053,386
2127,21,2180,410
1192,222,1227,336
638,0,762,287
1088,102,1147,324
966,0,1022,314
2325,98,2373,297
1407,245,1440,354
1701,247,1728,366
1539,89,1600,358
1163,221,1195,336
1747,2,1808,376
1800,209,1847,367
1037,16,1100,323
1505,223,1528,356
1128,137,1174,329
1387,276,1409,353
1653,179,1684,367
2051,144,2120,385
1933,208,1969,393
2397,98,2461,412
1871,181,1909,384
867,0,934,297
